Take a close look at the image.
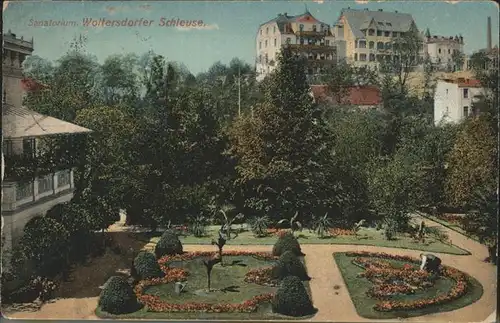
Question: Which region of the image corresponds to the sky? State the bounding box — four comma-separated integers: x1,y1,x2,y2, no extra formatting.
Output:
3,1,499,74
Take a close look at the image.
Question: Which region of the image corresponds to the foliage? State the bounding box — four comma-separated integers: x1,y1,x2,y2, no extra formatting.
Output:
133,252,165,280
250,215,270,237
277,211,303,232
425,226,449,243
218,204,245,240
272,231,303,257
352,219,366,237
98,276,140,315
313,213,332,238
272,251,310,281
445,116,497,208
272,275,315,317
154,230,183,259
189,216,208,238
14,216,70,278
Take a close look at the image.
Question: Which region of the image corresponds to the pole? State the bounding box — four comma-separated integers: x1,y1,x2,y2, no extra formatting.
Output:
238,67,241,118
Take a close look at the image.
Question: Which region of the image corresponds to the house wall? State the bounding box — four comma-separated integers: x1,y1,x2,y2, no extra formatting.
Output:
434,81,484,125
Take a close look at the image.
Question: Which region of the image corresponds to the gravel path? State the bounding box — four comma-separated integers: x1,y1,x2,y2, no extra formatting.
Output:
4,216,496,322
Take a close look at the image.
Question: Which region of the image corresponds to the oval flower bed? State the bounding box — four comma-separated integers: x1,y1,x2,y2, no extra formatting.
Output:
345,252,470,312
244,267,277,287
135,251,277,313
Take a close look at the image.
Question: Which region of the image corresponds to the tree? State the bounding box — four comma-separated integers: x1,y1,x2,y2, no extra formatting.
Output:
229,47,337,222
445,116,497,208
451,50,465,72
101,54,140,105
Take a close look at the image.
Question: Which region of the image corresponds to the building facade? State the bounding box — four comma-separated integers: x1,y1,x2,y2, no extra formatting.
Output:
423,30,464,70
255,10,337,81
332,8,421,69
433,78,484,125
1,31,92,266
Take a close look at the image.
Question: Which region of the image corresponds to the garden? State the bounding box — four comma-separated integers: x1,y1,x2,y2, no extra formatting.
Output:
96,229,317,320
333,251,484,319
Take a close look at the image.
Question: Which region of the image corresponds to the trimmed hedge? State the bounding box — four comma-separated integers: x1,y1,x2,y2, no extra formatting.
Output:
272,251,310,281
98,276,140,315
133,252,164,280
272,276,315,317
154,230,183,259
272,232,303,257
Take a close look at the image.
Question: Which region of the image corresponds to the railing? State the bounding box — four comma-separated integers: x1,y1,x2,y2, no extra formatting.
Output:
295,30,329,37
2,169,74,212
287,44,336,52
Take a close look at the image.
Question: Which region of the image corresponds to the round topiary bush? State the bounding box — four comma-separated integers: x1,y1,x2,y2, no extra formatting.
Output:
272,251,310,281
272,232,304,257
133,251,165,280
98,276,140,315
272,275,315,317
154,230,183,259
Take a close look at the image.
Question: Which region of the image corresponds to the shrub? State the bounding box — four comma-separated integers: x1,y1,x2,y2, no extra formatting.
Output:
272,276,315,317
188,216,208,237
98,276,140,315
272,251,310,281
272,231,303,257
154,230,183,259
250,216,270,237
133,252,165,280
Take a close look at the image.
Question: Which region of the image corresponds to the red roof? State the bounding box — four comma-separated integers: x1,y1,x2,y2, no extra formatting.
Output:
310,85,382,106
21,78,49,92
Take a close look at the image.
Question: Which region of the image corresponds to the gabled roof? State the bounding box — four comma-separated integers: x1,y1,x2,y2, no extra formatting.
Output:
337,8,415,39
260,11,330,34
2,105,92,139
310,85,382,106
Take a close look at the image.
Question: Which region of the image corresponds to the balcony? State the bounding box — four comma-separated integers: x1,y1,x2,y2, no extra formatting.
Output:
2,169,75,213
295,30,329,37
287,44,336,53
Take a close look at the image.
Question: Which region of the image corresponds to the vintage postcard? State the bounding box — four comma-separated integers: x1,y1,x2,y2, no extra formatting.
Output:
1,0,498,322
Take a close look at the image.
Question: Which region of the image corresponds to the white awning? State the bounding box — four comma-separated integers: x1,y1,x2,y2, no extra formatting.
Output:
2,105,92,139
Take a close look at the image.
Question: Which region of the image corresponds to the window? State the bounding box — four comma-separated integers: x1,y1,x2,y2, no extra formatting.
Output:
393,32,398,37
274,38,277,46
463,88,469,98
2,140,13,157
259,42,262,49
369,53,375,61
369,41,374,49
299,24,304,31
286,37,291,44
355,40,358,48
377,42,384,50
260,29,262,35
377,30,383,36
326,40,330,46
354,53,358,61
313,25,317,31
300,37,304,45
385,42,392,50
38,175,53,194
265,40,268,47
57,170,71,188
377,22,384,26
368,29,375,36
360,53,367,61
273,26,276,33
448,49,450,54
384,31,390,37
359,40,366,48
463,106,469,117
265,54,268,63
471,106,478,116
438,48,442,54
23,138,35,158
266,27,269,34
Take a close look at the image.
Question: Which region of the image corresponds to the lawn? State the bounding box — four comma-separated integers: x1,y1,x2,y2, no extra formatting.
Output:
97,254,314,320
333,252,483,319
137,225,471,255
419,213,481,243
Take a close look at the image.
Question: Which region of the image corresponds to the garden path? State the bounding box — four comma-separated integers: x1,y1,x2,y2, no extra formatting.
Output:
4,216,496,322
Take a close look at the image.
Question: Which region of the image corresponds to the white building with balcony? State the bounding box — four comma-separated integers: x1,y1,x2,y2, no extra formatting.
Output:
433,78,485,125
2,31,92,265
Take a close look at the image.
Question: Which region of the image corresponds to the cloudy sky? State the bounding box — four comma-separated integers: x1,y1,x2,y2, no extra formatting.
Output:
3,1,499,74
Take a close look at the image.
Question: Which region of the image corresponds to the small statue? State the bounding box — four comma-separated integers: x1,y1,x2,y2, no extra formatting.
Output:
419,253,441,274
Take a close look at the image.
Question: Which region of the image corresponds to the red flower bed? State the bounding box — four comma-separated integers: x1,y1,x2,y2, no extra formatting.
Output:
136,251,277,313
266,228,291,237
244,267,277,287
329,228,356,236
345,252,470,312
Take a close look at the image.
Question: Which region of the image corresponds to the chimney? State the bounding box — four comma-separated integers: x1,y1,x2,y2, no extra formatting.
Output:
378,9,383,11
487,16,492,51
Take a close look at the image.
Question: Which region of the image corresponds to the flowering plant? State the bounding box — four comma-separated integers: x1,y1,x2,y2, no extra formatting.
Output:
345,252,470,312
136,251,277,313
329,228,356,236
244,267,277,286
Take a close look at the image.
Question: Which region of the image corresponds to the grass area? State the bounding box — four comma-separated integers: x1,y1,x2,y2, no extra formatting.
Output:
137,225,471,255
419,213,481,243
333,252,484,319
97,255,314,320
